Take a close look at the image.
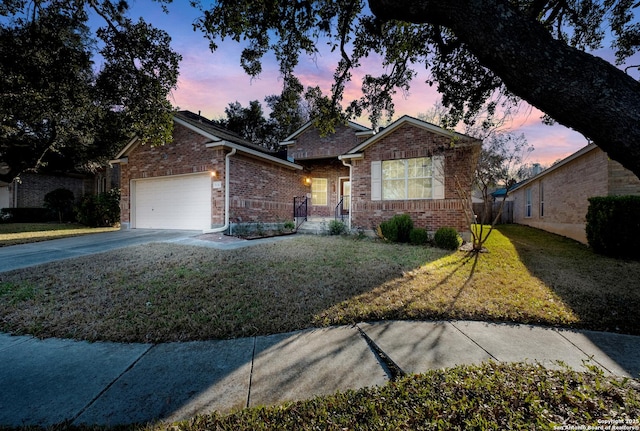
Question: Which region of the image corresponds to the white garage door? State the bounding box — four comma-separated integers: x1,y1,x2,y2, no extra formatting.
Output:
133,174,211,230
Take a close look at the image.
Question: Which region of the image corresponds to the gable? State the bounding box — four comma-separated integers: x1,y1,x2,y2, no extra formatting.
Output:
282,122,371,161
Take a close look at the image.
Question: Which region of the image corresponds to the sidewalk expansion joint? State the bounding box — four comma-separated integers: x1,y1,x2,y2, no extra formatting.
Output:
70,343,155,425
449,321,499,362
246,336,257,408
355,324,406,381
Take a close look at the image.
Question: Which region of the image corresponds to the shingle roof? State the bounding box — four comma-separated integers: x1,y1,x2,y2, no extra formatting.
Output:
175,111,275,155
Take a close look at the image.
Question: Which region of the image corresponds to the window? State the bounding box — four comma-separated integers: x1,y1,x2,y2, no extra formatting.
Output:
539,182,544,217
382,157,433,200
311,178,328,206
525,188,532,218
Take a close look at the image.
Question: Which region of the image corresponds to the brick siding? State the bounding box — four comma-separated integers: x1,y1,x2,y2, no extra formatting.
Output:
349,122,480,233
120,122,306,227
512,146,640,244
287,123,363,160
14,173,92,207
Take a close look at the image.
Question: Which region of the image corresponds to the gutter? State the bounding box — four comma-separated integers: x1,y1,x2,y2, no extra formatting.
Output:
205,147,237,233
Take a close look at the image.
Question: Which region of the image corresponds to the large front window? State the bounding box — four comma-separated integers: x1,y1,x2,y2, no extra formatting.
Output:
382,157,433,200
311,178,328,206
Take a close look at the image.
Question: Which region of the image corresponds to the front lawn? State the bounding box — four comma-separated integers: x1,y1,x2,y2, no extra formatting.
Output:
0,223,118,247
0,224,638,342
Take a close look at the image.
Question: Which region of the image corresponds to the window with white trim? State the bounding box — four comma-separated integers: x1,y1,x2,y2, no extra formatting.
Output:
311,178,328,206
525,188,532,218
382,157,433,200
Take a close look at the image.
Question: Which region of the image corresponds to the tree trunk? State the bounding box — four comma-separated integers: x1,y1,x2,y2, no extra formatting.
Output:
369,0,640,178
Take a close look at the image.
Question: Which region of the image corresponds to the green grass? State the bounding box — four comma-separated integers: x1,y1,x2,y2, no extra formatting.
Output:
0,225,639,343
0,223,118,246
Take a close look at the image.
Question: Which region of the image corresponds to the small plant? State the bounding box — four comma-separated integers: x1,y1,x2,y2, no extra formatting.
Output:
379,214,414,243
256,221,265,236
434,227,461,250
409,228,430,245
283,220,295,230
328,220,347,235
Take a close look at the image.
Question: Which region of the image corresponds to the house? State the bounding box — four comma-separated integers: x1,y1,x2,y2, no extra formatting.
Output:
112,111,482,237
111,111,305,230
0,167,119,215
510,143,640,244
284,116,481,236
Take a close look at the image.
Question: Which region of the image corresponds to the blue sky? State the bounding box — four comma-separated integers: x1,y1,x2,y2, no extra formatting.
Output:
119,1,639,166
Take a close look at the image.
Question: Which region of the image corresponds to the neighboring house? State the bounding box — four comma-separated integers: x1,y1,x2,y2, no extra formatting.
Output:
0,167,119,211
112,111,482,237
510,143,640,244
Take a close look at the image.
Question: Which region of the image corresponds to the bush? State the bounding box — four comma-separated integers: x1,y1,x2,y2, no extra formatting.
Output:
434,227,461,250
76,189,120,227
409,228,430,245
44,188,75,223
379,214,414,243
586,195,640,258
328,220,347,235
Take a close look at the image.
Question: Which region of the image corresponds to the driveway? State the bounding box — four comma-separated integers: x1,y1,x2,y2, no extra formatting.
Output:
0,229,201,273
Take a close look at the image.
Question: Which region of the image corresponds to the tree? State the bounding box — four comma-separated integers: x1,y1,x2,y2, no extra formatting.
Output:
0,1,181,183
194,0,640,178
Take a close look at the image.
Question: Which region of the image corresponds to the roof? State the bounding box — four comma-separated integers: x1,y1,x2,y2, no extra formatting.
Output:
510,143,597,192
279,119,372,145
344,115,481,156
111,111,301,170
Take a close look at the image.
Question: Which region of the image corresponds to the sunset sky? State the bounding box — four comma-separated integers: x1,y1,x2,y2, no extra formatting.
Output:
120,1,639,167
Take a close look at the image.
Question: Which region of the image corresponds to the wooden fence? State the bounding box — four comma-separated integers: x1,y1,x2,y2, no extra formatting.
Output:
472,201,514,225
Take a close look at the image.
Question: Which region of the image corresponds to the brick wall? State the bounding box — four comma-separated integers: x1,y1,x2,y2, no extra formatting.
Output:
608,158,640,195
512,147,609,243
228,154,307,223
15,173,92,207
349,122,480,233
119,122,306,227
287,123,362,160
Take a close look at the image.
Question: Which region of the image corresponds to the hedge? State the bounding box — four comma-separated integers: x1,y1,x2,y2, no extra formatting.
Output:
586,195,640,259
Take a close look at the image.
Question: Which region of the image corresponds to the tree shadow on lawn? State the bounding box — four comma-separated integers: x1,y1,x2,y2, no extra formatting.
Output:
496,224,640,336
496,224,640,377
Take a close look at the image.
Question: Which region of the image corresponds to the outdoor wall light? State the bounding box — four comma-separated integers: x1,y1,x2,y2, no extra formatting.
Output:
211,170,218,178
304,177,312,186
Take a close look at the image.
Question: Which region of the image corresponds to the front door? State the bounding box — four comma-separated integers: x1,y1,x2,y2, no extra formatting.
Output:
339,178,350,214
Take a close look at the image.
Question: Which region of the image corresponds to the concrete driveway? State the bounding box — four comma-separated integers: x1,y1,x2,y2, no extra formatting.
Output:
0,229,201,273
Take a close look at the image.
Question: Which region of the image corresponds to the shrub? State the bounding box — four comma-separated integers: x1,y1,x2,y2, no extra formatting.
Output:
586,195,640,258
434,227,461,250
283,220,295,230
76,189,120,227
409,228,430,245
44,188,75,223
328,220,347,235
379,214,414,243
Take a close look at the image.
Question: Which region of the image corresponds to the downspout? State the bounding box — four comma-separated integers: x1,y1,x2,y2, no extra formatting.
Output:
207,147,237,233
340,157,353,231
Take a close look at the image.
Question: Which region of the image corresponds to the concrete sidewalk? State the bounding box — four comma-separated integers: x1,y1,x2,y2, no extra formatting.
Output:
1,320,639,427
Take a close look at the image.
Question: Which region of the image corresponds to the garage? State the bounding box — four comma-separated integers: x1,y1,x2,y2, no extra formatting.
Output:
132,173,212,230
